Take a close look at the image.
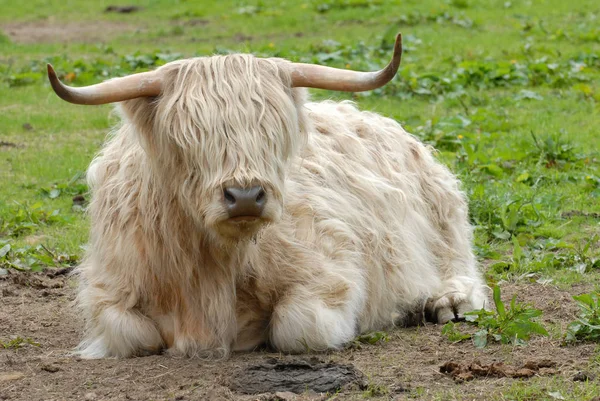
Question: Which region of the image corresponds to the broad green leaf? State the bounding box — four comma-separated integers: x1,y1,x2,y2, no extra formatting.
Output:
481,163,503,177
573,294,594,308
473,330,488,348
512,236,523,262
492,229,511,240
0,244,10,258
548,391,565,400
503,206,520,232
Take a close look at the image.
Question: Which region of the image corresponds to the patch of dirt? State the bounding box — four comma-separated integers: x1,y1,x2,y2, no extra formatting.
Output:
562,210,600,219
180,19,210,27
0,141,19,148
1,18,143,44
186,30,305,45
1,273,599,400
502,282,583,324
104,5,142,14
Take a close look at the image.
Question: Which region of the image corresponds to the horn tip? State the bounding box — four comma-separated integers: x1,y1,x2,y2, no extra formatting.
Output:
47,63,56,78
47,63,61,89
394,33,402,54
47,63,74,103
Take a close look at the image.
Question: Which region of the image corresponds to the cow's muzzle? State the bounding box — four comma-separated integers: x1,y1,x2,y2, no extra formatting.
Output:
223,186,266,220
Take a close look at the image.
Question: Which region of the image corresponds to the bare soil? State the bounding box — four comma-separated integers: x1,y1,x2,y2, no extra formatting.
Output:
1,269,598,401
1,19,142,44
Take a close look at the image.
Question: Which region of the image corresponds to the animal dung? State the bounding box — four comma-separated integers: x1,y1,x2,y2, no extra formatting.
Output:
228,358,366,394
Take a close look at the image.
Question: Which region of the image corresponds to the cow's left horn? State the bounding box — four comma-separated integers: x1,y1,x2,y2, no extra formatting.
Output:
47,64,163,105
289,33,402,92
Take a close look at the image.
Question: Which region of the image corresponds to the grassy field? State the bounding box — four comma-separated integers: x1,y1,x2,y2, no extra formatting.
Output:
1,0,599,400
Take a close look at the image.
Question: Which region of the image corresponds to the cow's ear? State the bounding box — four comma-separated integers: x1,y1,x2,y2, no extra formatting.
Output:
117,63,182,155
119,97,158,133
117,96,161,155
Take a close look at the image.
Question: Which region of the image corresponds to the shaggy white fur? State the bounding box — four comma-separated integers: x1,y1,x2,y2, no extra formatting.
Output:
75,54,487,358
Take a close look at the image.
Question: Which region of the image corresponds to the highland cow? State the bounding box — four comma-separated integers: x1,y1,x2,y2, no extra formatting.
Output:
48,34,487,358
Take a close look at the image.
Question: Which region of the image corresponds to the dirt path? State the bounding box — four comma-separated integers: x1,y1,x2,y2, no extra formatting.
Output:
0,269,597,401
1,20,142,44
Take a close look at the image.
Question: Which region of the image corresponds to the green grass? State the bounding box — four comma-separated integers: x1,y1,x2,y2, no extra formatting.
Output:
471,376,600,401
442,285,549,347
1,0,599,397
5,0,597,275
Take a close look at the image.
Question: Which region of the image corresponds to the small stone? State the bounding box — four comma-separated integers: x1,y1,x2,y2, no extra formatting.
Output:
84,392,97,400
72,195,86,206
272,392,297,400
390,383,409,394
41,364,60,373
0,268,8,276
573,371,594,382
0,372,25,382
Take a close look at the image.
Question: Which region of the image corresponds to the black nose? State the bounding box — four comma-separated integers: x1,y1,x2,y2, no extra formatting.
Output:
223,186,266,218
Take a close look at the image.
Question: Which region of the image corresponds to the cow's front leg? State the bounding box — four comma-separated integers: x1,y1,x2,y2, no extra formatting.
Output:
77,302,164,358
161,293,238,359
269,276,365,353
425,275,488,323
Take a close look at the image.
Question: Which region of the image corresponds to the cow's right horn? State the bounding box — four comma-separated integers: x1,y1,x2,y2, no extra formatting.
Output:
288,33,402,92
47,64,163,105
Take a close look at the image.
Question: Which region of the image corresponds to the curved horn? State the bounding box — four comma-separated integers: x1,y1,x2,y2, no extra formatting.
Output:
289,33,402,92
47,64,163,105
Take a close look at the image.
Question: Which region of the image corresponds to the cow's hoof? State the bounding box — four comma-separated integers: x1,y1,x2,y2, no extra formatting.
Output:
425,292,474,324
